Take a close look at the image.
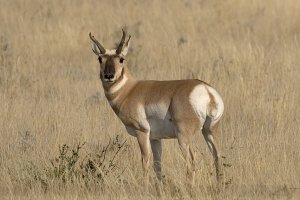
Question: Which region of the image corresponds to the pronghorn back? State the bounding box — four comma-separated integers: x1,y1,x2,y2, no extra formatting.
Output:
103,77,224,141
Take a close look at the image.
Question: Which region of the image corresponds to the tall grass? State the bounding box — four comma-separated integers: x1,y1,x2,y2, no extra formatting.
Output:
0,0,299,199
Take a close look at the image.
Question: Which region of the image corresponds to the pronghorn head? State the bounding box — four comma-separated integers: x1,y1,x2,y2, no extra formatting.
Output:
89,29,131,84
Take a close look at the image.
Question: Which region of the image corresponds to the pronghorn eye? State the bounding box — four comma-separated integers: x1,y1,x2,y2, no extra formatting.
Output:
98,56,102,63
120,57,125,63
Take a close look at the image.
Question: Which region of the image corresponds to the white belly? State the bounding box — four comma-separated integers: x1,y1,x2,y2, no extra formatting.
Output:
125,102,177,139
148,115,176,139
144,102,176,139
125,115,176,139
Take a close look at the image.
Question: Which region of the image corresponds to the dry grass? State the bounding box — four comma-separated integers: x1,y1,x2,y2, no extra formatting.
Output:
1,0,300,199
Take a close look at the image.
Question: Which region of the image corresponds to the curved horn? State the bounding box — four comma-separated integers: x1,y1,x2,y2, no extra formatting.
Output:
116,29,126,55
89,32,106,54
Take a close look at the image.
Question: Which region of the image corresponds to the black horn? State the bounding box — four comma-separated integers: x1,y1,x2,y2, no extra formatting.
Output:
116,29,126,55
89,32,106,54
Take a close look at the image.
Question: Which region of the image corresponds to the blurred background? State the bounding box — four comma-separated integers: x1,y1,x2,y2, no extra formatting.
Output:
0,0,299,199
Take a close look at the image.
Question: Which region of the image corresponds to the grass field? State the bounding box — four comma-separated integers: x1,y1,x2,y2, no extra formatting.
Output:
0,0,300,199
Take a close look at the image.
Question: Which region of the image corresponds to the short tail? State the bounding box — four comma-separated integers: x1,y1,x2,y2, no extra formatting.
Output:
206,86,224,122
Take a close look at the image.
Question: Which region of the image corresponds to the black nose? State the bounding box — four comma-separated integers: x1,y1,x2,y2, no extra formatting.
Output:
104,74,114,79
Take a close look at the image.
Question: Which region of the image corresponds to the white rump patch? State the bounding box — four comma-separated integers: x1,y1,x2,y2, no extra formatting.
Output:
206,87,224,121
189,84,210,121
189,84,224,125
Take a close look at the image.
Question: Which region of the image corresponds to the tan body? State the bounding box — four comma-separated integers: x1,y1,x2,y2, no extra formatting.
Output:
89,30,224,189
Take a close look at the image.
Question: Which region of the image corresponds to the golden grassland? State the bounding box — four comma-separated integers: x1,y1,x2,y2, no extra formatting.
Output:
0,0,300,199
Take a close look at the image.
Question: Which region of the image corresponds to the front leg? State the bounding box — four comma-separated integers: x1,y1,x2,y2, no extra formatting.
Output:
136,130,151,189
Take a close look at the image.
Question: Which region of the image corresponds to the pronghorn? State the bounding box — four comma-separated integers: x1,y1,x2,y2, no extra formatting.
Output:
89,30,224,186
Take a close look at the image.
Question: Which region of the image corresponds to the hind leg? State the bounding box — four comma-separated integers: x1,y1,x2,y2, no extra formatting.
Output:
150,139,162,181
150,139,163,196
202,117,221,181
175,123,196,185
178,136,196,185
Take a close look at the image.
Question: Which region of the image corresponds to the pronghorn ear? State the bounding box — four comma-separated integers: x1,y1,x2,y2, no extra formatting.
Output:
91,42,101,55
120,35,131,57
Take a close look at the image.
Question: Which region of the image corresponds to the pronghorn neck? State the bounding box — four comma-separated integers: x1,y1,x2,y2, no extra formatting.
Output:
102,66,136,108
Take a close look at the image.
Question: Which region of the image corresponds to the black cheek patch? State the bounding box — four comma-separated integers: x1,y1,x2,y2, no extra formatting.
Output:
120,57,125,63
98,56,102,63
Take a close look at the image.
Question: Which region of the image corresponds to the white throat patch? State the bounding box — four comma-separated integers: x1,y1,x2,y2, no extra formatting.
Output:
107,75,128,94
